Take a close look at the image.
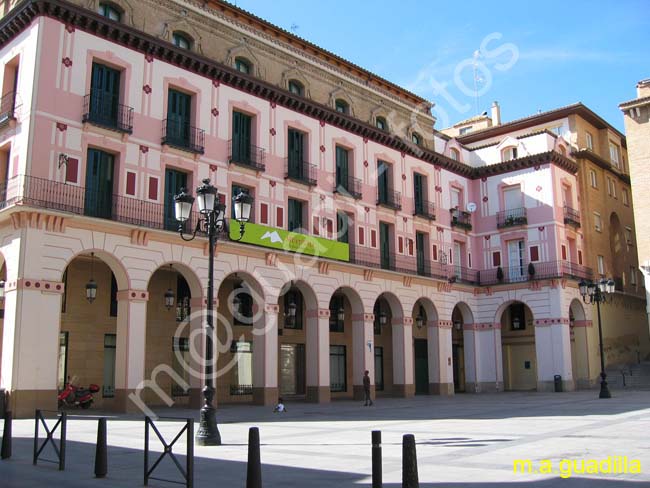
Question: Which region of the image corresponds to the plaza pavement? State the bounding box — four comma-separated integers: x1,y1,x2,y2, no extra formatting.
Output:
1,390,650,487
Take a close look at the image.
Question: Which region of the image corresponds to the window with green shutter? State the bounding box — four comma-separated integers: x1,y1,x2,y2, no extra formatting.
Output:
231,111,252,163
335,146,349,192
288,198,304,232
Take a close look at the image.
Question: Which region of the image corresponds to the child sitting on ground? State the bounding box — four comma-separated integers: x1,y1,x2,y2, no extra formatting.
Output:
274,397,287,412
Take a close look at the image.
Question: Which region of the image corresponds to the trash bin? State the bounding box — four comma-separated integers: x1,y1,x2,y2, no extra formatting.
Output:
553,375,563,392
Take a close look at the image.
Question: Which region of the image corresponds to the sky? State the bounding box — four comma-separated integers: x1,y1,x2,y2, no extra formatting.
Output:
232,0,650,133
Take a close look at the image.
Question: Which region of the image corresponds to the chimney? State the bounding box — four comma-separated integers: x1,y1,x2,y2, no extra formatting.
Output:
637,79,650,98
491,101,501,126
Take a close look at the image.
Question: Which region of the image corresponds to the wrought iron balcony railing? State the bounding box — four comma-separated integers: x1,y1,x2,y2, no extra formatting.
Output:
564,205,581,228
0,91,16,127
479,260,593,285
334,175,362,199
496,207,527,229
450,208,472,230
377,188,402,210
413,199,436,220
82,93,134,133
228,139,266,171
162,118,205,154
285,158,317,186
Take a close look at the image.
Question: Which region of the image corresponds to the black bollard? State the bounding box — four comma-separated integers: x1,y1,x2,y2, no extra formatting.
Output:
371,430,382,488
94,418,107,478
1,411,12,460
246,427,262,488
402,434,418,488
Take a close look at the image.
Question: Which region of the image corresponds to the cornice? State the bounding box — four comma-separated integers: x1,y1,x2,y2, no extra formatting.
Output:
0,0,574,181
572,149,631,185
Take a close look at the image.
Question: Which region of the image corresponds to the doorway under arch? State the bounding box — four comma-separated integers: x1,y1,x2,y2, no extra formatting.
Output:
499,301,536,390
451,302,472,393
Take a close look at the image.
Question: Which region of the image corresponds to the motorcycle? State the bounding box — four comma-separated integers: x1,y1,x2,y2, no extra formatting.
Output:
58,381,100,409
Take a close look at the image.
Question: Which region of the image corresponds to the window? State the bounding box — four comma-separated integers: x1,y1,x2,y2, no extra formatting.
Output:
412,132,422,145
492,251,501,267
166,89,192,148
232,184,253,222
607,177,616,198
164,168,188,230
98,2,121,21
337,211,349,244
176,276,191,322
609,142,620,168
171,337,190,396
335,145,350,193
597,255,605,275
335,98,349,114
590,169,598,189
594,212,602,232
459,126,472,135
288,198,304,232
631,267,637,286
625,227,633,245
172,32,192,50
287,128,307,180
374,346,384,391
377,160,392,205
233,281,253,326
510,303,526,331
110,273,118,317
103,334,116,397
231,341,252,393
502,146,518,161
622,188,630,206
231,110,253,164
329,345,347,392
376,116,387,131
329,295,345,332
413,173,427,216
288,79,304,96
234,57,252,74
450,148,460,161
529,246,539,262
550,126,563,136
284,289,303,329
586,132,593,150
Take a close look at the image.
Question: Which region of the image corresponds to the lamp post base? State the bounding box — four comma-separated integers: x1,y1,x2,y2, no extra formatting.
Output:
196,386,222,446
599,372,611,399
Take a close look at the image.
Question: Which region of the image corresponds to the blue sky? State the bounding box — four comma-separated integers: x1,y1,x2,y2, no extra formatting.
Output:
233,0,650,132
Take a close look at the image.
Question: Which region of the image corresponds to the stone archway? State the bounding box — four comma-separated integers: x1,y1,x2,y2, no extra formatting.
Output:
372,291,405,396
451,302,473,393
411,298,438,395
498,301,536,391
569,299,590,389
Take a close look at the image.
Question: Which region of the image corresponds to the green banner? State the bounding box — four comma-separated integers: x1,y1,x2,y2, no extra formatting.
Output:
230,222,349,261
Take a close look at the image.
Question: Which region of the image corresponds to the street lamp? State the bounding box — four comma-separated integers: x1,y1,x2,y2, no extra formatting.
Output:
85,252,97,303
174,179,253,446
579,278,615,399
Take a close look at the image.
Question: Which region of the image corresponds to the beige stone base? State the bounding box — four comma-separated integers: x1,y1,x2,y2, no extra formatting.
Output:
429,382,454,395
253,387,278,406
465,382,501,393
392,384,415,398
353,385,375,401
8,390,58,419
306,386,330,403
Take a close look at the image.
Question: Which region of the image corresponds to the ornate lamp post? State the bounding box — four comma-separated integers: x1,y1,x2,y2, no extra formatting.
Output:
579,278,615,399
174,178,253,445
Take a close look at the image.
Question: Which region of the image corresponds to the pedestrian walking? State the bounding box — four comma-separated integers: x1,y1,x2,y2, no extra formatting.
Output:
363,370,373,406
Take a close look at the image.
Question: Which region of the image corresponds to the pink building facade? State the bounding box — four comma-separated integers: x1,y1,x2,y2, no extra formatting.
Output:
0,0,593,417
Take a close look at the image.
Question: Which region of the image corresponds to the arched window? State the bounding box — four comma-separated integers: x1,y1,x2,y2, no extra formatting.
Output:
450,148,460,161
172,32,192,50
376,116,388,131
335,98,349,114
412,132,421,145
98,2,122,22
235,57,252,75
501,146,518,162
288,79,304,96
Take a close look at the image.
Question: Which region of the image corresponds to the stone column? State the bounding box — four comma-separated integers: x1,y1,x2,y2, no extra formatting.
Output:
352,313,374,400
392,317,415,397
1,279,64,418
428,320,454,395
306,308,330,403
114,289,148,413
252,303,279,405
535,317,574,391
464,323,501,393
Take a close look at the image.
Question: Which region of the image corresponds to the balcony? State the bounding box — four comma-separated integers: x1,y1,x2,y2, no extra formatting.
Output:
449,266,479,285
0,91,16,128
334,175,362,199
450,208,472,230
162,118,205,154
377,188,402,210
228,139,266,172
479,261,593,285
413,199,436,220
564,206,581,228
496,207,527,229
82,93,134,134
285,158,317,186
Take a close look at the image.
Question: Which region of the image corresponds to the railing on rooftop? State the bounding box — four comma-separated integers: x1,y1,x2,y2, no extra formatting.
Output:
228,139,266,172
82,93,134,133
162,118,205,154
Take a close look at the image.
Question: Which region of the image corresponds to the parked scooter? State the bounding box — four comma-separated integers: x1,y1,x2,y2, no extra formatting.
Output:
58,380,99,409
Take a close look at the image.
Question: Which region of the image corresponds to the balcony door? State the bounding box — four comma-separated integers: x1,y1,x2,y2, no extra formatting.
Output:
453,241,462,279
85,148,114,219
379,222,391,270
335,146,349,192
90,63,120,127
414,173,425,214
167,89,191,145
287,129,304,178
164,168,188,230
416,232,426,275
377,160,390,203
508,239,525,281
232,111,252,163
504,185,521,217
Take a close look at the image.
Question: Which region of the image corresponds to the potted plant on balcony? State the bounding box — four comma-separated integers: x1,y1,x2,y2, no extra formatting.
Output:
496,266,504,282
528,262,536,277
